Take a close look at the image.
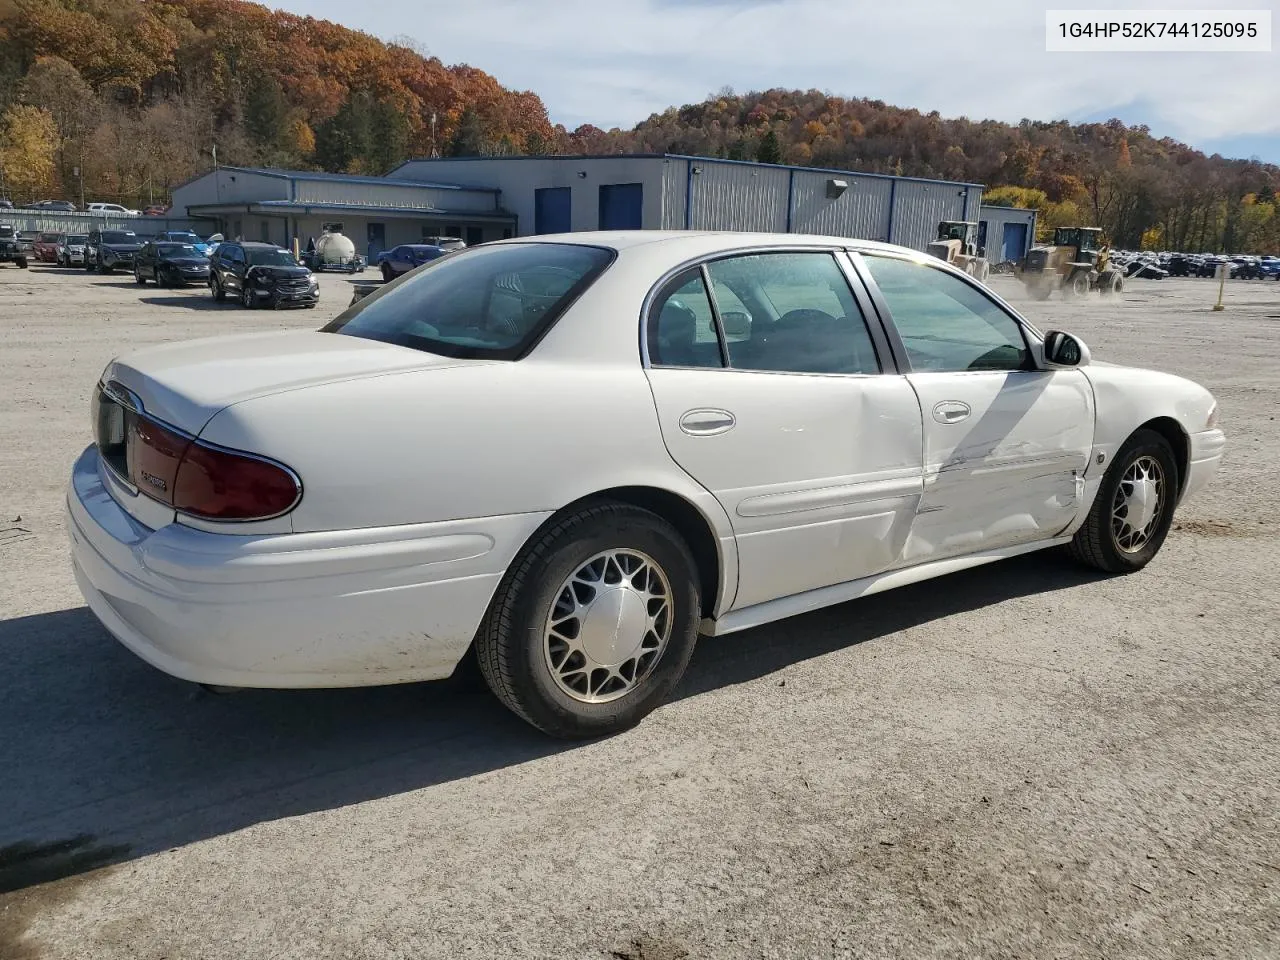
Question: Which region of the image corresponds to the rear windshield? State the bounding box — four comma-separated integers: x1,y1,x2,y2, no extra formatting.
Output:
101,232,136,244
246,248,297,266
323,243,613,360
157,243,197,255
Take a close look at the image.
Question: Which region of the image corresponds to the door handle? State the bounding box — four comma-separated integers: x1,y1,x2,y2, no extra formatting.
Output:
679,409,736,436
932,401,972,424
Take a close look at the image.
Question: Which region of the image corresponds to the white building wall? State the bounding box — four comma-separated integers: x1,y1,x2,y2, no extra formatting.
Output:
294,178,499,213
171,170,289,213
389,157,669,234
977,205,1038,264
790,171,893,239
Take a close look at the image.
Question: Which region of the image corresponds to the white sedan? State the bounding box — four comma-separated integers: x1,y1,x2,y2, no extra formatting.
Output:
68,232,1225,738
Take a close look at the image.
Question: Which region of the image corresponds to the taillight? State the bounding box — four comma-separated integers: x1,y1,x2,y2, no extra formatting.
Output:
173,442,301,521
97,383,301,522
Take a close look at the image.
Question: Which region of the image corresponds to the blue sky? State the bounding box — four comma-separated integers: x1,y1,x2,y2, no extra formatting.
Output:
271,0,1279,163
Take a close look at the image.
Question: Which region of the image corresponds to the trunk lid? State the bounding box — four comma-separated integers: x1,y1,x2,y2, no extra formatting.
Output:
102,330,477,435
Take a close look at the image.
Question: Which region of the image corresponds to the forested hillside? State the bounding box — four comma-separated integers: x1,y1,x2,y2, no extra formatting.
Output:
1,0,1276,251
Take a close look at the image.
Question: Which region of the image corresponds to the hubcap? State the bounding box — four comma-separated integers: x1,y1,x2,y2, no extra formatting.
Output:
1111,455,1165,553
543,549,673,704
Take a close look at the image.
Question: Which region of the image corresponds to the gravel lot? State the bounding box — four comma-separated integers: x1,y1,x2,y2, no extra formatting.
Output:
1,263,1278,960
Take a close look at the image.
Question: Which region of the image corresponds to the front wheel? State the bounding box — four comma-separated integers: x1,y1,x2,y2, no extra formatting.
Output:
241,284,255,309
134,267,146,285
211,275,225,302
381,263,394,282
1067,429,1179,574
14,256,27,269
476,502,701,739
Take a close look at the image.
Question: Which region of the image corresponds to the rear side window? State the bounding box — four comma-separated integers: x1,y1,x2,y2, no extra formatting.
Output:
324,242,614,360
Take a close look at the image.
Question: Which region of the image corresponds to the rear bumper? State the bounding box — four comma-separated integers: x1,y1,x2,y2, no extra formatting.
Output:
67,445,549,688
1183,428,1225,501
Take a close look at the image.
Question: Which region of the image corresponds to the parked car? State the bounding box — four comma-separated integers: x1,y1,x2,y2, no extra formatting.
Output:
133,240,212,287
375,243,447,281
0,199,12,210
142,205,169,217
31,199,77,212
58,233,89,266
1259,256,1280,279
0,222,28,268
209,241,319,308
87,202,140,217
32,232,65,263
67,232,1226,739
420,235,466,251
156,230,212,258
85,228,143,273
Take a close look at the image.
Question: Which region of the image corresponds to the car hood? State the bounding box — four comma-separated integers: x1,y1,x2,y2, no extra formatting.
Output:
101,330,481,434
164,256,209,268
246,264,311,281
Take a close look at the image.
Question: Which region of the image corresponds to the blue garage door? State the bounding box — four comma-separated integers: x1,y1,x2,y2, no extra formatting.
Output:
598,183,643,230
1002,222,1029,263
534,187,572,235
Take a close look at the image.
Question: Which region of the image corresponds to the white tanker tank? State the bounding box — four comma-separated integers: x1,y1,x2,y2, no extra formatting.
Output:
303,228,365,273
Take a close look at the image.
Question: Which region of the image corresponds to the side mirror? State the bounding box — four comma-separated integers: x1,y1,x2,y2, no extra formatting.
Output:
720,310,751,337
1043,330,1090,368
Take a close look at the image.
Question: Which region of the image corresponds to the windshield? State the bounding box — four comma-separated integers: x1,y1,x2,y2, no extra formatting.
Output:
324,242,614,360
67,235,87,244
101,232,136,244
40,233,60,242
246,248,298,266
164,233,200,243
157,243,197,256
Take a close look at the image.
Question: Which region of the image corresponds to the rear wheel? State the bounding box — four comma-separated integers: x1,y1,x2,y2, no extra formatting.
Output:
381,262,394,282
476,502,701,739
1068,429,1179,574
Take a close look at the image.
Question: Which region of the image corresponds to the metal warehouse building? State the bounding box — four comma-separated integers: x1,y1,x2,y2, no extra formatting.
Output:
978,204,1038,265
168,166,517,254
388,154,984,252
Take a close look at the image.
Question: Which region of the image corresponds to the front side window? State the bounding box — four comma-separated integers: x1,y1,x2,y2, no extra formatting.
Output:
324,242,613,359
862,255,1031,373
707,252,880,375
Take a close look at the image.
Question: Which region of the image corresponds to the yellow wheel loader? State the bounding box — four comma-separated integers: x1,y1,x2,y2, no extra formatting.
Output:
926,221,990,282
1017,227,1124,300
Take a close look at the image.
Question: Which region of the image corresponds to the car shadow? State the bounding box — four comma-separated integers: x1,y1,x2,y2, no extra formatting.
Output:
138,295,226,311
0,552,1103,894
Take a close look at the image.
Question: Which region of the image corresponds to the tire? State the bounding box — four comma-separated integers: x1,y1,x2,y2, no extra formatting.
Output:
1067,429,1179,574
211,275,225,302
134,267,146,285
1065,271,1089,297
1111,274,1125,295
85,258,95,272
381,263,394,282
1029,284,1052,301
476,502,701,739
15,256,27,269
241,284,254,309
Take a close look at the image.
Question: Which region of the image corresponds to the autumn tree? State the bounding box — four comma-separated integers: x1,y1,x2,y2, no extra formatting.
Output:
0,103,58,200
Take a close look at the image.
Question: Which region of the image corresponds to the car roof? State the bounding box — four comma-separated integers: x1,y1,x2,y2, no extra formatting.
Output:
484,229,923,259
238,241,286,249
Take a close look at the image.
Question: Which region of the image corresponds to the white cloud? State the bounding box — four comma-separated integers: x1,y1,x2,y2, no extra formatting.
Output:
273,0,1280,156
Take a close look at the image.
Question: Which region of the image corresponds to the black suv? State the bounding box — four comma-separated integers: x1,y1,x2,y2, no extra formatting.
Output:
210,241,319,309
0,222,29,268
86,228,143,273
133,239,211,287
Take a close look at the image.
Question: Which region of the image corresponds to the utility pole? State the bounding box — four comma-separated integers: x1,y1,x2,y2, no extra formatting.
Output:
431,113,437,158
